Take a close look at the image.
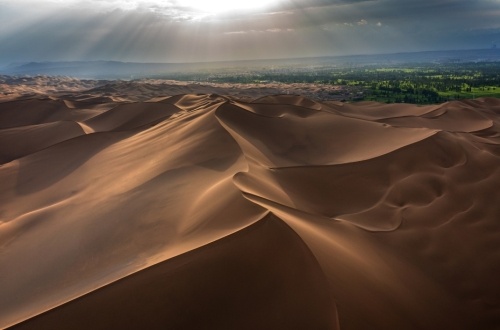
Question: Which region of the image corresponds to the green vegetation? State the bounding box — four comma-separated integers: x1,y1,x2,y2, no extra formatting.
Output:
163,62,500,104
350,63,500,103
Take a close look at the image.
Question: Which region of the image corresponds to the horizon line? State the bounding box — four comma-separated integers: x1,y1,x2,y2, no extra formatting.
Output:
4,47,499,67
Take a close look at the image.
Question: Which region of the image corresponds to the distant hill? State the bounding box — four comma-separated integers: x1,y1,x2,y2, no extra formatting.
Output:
2,48,500,79
0,61,190,79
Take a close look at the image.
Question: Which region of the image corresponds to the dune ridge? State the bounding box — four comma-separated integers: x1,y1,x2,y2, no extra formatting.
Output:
1,91,499,329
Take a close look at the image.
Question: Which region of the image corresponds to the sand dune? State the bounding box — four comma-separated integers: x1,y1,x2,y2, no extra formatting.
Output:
0,121,85,164
83,102,180,132
1,89,499,329
9,214,338,330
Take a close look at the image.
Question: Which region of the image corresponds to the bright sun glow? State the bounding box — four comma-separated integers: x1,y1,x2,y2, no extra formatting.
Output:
182,0,272,13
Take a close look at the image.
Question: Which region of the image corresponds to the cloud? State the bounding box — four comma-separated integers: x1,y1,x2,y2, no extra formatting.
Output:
278,0,377,10
224,28,294,35
0,0,499,64
224,31,248,35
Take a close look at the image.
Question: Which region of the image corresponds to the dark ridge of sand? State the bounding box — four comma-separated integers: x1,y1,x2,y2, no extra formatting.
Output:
0,98,99,129
0,88,499,329
0,121,86,164
82,102,181,132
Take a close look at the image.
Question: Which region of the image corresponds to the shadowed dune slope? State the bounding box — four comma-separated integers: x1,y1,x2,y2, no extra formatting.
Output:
0,98,101,129
0,121,85,164
83,102,181,132
1,93,499,330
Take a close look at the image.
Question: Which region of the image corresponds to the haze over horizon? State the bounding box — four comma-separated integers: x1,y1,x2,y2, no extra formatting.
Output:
1,0,500,66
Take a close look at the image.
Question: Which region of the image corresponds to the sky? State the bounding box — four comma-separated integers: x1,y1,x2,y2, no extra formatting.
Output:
1,0,500,65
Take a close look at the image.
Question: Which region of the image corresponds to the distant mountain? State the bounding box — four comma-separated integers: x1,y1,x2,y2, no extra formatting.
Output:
2,49,500,79
0,61,191,79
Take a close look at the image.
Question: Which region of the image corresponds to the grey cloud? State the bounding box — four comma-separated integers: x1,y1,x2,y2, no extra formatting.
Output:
0,0,499,65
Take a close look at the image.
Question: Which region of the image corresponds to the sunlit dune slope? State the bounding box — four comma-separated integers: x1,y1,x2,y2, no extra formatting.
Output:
1,93,499,330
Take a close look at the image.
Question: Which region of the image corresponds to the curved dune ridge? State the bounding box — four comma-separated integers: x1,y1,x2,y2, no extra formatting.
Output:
0,93,499,329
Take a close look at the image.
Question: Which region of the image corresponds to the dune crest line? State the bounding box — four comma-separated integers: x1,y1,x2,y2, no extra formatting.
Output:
1,92,500,329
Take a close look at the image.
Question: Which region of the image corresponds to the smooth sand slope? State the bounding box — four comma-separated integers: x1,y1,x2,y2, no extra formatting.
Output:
0,89,499,329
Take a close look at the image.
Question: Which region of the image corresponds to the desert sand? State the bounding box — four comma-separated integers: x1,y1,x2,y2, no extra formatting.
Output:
1,79,499,329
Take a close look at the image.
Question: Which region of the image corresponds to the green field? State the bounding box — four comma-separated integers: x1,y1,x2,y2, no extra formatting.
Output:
439,86,500,100
163,61,500,104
